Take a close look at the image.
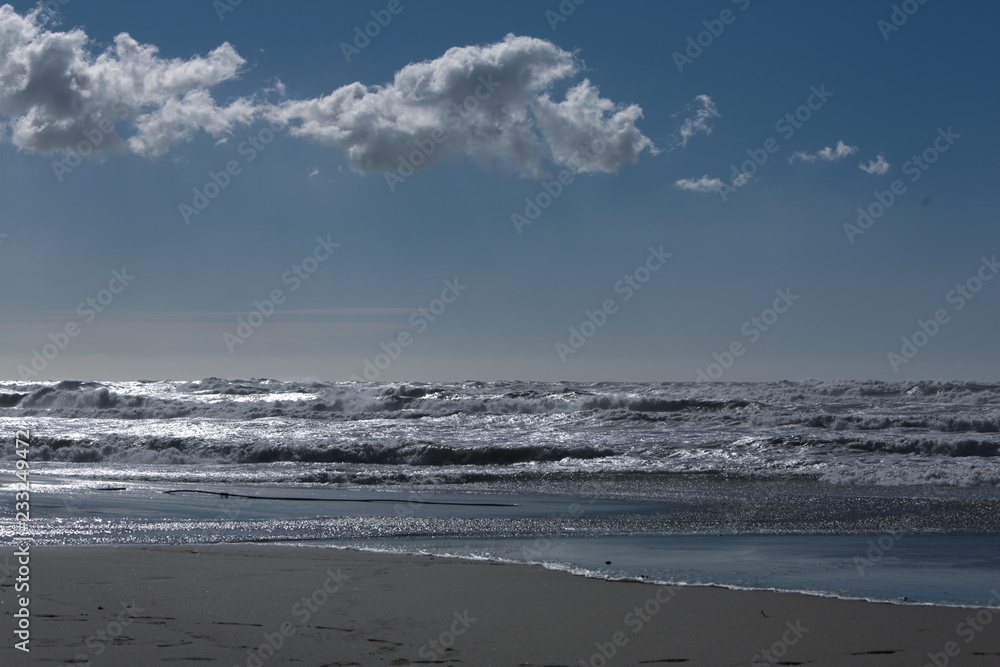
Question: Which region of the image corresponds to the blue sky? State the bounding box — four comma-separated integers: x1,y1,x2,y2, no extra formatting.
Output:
1,0,997,382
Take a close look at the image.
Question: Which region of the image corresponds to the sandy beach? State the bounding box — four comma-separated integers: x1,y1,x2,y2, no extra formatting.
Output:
0,544,997,666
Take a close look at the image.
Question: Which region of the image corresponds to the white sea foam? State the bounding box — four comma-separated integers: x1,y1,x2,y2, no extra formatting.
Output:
1,379,999,486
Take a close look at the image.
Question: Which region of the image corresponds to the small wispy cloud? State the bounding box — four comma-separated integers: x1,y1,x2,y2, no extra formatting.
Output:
789,140,858,164
859,153,890,175
671,94,719,149
674,175,723,193
308,167,320,179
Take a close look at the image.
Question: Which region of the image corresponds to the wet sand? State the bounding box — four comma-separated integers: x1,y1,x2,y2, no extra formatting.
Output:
2,544,999,666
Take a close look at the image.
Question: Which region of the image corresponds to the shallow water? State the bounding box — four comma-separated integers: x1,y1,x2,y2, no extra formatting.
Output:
3,471,999,605
317,534,1000,607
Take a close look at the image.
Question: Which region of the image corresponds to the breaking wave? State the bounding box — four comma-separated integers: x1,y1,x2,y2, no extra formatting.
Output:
2,378,1000,486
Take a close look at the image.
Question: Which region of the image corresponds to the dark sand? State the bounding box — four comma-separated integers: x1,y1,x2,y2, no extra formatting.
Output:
2,544,999,666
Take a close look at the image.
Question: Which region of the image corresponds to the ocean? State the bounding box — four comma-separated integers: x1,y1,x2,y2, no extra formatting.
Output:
3,378,999,606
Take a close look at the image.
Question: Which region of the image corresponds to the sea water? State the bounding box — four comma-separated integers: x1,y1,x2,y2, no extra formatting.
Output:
2,379,999,605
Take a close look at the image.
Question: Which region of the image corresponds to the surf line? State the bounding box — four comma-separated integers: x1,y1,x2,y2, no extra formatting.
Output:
162,489,517,507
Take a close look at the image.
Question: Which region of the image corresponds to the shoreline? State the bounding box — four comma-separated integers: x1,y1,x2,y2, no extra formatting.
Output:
3,544,1000,666
280,541,1000,610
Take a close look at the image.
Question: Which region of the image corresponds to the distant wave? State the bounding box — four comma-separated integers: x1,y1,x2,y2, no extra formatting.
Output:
0,380,761,420
3,379,997,435
3,378,1000,487
18,433,615,466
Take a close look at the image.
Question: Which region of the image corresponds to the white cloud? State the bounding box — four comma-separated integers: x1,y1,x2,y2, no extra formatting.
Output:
308,167,319,179
0,10,653,177
789,140,858,164
269,33,654,177
673,94,719,148
0,5,254,157
128,90,257,157
859,153,890,175
674,175,723,193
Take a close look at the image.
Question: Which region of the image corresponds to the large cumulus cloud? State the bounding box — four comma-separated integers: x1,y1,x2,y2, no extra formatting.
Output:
0,4,253,157
269,34,655,176
0,7,653,176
